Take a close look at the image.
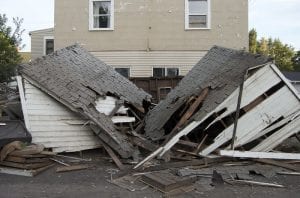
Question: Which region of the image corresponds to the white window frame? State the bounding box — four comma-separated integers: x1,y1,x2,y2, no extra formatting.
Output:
152,67,180,77
114,67,131,78
43,36,54,55
89,0,114,31
185,0,211,30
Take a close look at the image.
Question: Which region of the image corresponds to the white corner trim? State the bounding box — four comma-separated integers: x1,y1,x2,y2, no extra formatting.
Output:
16,76,31,130
89,0,114,31
43,36,54,55
185,0,211,30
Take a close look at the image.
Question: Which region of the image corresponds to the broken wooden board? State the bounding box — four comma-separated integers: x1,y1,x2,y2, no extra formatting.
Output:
254,159,300,172
56,164,92,173
140,171,197,193
100,140,125,170
220,150,300,160
0,164,54,177
251,113,300,152
5,156,50,164
0,161,53,170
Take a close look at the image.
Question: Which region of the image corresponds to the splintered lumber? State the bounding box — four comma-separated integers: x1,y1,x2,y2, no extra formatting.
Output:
228,179,284,188
277,171,300,176
140,172,197,193
100,140,125,170
131,137,158,152
163,88,209,143
56,164,92,173
219,150,300,160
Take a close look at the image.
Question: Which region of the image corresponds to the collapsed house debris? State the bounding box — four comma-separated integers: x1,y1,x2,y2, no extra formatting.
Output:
135,46,300,168
1,45,300,197
18,44,151,157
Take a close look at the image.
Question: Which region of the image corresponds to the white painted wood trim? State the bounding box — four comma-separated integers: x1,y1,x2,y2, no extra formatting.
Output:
185,0,211,30
251,114,300,152
89,0,114,31
270,64,300,100
43,36,54,55
219,150,300,160
111,116,135,123
16,76,31,130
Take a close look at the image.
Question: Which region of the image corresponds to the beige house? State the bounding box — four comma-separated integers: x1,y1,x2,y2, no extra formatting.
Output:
31,0,248,77
29,28,54,59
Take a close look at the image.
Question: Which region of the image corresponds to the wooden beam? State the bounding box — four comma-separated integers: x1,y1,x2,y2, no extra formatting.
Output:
100,140,125,170
220,150,300,160
56,164,91,173
253,159,300,172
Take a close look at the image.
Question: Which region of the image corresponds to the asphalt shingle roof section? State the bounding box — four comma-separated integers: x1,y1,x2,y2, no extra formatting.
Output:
145,46,271,140
282,71,300,81
19,44,151,158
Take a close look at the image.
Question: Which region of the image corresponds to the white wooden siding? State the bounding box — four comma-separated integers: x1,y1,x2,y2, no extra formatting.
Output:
30,28,54,60
91,51,206,77
21,79,101,153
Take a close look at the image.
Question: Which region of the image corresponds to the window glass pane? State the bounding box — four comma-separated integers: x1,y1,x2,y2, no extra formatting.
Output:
45,39,54,55
115,68,130,78
189,15,207,28
93,1,111,15
166,68,179,77
189,0,207,14
153,68,165,78
94,16,110,28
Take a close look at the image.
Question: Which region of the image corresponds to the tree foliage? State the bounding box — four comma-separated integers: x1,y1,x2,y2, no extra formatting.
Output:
0,14,24,83
249,28,295,71
292,51,300,71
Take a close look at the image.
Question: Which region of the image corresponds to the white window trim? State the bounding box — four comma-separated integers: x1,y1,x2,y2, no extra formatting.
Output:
113,66,131,78
89,0,114,31
43,36,54,55
152,67,181,77
185,0,211,30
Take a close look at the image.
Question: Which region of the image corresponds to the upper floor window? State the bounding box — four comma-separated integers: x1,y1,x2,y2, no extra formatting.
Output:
153,68,179,78
115,67,130,78
185,0,210,30
43,36,54,55
89,0,114,30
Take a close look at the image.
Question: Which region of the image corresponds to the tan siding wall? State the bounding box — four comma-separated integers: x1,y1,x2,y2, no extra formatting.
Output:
23,80,101,153
30,29,54,60
54,0,248,51
91,51,207,77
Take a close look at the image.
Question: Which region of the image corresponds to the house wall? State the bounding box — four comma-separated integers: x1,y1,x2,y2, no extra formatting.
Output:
53,0,248,77
54,0,248,51
30,28,54,60
18,78,101,153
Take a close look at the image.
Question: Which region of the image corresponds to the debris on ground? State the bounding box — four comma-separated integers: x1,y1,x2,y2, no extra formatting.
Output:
0,45,299,197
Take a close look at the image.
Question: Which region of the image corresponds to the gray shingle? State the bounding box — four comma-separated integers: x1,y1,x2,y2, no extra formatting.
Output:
19,44,151,158
145,46,271,140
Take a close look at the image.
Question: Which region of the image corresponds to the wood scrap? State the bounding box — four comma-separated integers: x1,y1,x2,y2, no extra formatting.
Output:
220,150,300,160
10,144,44,156
227,179,285,188
100,140,125,170
0,164,54,177
277,171,300,176
140,171,197,193
56,164,92,173
254,159,300,172
0,161,53,170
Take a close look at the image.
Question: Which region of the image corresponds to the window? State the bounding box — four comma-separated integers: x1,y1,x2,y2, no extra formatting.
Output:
185,0,210,29
115,68,130,78
89,0,114,30
158,87,172,101
43,36,54,55
153,68,179,78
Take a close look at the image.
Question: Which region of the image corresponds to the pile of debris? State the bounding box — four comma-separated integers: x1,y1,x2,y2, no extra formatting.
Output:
1,44,299,196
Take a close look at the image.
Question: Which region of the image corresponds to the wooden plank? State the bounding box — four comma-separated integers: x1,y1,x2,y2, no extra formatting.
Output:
251,114,300,152
56,164,91,173
163,88,209,143
0,161,52,170
131,137,158,152
254,159,300,172
100,140,125,170
200,86,299,156
5,156,50,164
141,172,197,193
17,76,31,130
220,150,300,160
0,164,54,177
111,116,135,123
